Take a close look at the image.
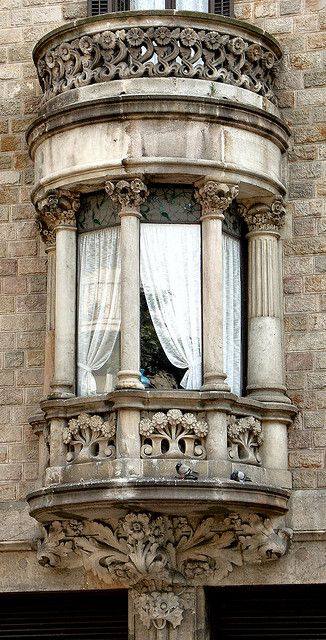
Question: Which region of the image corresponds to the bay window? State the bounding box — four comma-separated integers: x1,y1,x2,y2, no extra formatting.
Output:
75,182,243,397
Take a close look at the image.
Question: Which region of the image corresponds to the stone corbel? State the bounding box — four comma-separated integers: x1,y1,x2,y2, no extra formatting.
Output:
37,510,292,587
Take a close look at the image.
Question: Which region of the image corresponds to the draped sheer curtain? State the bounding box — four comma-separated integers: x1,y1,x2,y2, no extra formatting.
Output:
223,234,242,396
77,227,121,396
140,224,202,390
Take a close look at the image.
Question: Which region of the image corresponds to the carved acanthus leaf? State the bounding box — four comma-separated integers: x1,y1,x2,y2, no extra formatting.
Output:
35,188,80,242
105,179,148,211
139,409,208,459
240,198,286,232
63,412,116,463
227,415,263,465
37,511,292,586
195,182,239,218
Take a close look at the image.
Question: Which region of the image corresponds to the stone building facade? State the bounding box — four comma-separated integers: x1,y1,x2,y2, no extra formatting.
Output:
0,0,325,637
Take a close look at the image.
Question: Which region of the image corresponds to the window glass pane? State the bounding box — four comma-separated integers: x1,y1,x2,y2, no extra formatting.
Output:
77,191,119,232
140,184,200,224
140,224,202,390
77,227,121,396
223,234,242,396
176,0,208,10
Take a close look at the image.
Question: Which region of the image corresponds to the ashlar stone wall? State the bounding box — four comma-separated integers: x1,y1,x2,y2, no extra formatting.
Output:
233,0,326,489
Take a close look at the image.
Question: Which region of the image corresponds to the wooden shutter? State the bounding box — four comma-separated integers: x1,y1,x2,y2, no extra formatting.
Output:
0,589,128,639
208,584,326,640
208,0,234,16
88,0,130,15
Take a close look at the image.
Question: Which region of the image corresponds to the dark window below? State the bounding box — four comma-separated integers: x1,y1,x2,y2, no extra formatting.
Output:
89,0,233,16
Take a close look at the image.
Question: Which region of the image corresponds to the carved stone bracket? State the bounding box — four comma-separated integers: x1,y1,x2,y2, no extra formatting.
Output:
139,409,208,459
35,188,80,244
105,178,148,212
240,198,286,232
62,412,116,463
195,182,239,219
36,26,279,105
227,415,263,465
37,511,292,586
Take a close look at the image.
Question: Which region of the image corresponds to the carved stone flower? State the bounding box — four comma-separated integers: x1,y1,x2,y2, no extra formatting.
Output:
154,26,171,45
62,427,72,444
228,37,246,54
193,420,209,438
67,418,79,435
137,592,183,630
101,418,116,439
166,409,183,425
183,559,214,578
263,50,275,69
203,31,221,51
96,30,116,50
180,28,198,48
151,412,168,428
122,513,150,541
78,412,90,427
149,516,167,544
181,413,197,428
89,415,103,432
58,42,72,60
126,27,145,47
139,418,154,436
247,43,263,62
79,36,94,54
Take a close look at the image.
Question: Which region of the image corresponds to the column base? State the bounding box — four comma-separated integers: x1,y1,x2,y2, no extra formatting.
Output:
49,381,74,399
201,372,230,392
246,385,292,404
116,370,144,390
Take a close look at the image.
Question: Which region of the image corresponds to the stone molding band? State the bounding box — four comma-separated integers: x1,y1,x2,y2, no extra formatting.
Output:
36,24,279,105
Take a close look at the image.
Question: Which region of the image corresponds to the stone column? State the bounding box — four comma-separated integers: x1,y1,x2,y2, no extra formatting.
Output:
240,198,289,403
35,189,80,398
195,181,239,392
105,178,148,390
44,237,56,397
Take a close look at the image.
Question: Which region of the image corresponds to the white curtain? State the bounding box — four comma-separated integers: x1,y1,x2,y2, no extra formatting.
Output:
223,234,242,396
77,227,121,396
140,224,202,390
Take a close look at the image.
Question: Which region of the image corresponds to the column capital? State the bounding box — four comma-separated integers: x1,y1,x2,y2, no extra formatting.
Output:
105,178,149,214
240,197,286,233
195,181,239,219
35,188,80,243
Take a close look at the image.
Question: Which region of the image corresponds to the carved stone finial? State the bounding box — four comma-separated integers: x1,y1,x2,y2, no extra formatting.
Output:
195,182,239,218
105,178,149,211
240,197,286,232
35,188,80,243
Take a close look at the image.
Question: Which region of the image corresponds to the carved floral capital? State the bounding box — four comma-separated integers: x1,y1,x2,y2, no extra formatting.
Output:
37,510,292,587
105,178,149,212
35,188,80,244
240,198,286,232
195,182,239,218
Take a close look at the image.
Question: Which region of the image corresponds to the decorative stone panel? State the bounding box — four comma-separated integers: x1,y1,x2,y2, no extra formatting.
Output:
227,415,263,465
37,510,292,586
36,23,279,105
139,409,208,459
62,412,116,463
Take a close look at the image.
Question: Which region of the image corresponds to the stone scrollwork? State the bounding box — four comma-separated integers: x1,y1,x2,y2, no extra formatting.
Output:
139,409,208,459
62,412,116,463
240,197,286,232
36,26,279,105
195,181,239,218
227,415,263,465
35,188,80,243
37,511,292,586
105,178,149,211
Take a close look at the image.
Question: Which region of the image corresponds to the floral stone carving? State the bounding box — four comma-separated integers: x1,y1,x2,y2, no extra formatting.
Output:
37,511,292,586
135,591,184,630
105,178,148,211
62,412,116,463
139,409,208,459
227,415,263,465
195,182,239,218
240,198,286,232
36,26,279,105
35,188,80,244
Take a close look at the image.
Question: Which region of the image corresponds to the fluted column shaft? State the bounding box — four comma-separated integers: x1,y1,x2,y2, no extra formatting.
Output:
35,189,80,398
196,181,239,391
106,178,148,390
242,199,288,403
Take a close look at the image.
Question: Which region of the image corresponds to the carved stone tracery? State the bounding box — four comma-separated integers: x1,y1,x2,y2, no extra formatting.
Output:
139,409,208,459
35,188,80,243
227,415,263,465
37,511,292,586
36,26,279,104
